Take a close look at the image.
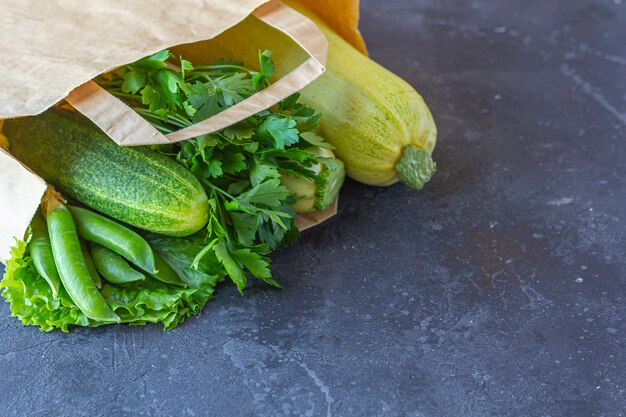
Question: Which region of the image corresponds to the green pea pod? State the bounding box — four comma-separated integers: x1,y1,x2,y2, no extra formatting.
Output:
29,211,61,299
81,241,102,289
69,206,156,273
47,201,120,323
148,252,187,287
90,243,146,285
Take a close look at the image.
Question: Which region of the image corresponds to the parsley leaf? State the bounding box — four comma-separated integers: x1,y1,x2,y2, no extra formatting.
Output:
256,117,299,149
250,158,280,187
213,241,247,293
252,50,275,90
230,212,257,246
221,152,246,174
122,68,146,94
301,131,335,149
237,178,291,208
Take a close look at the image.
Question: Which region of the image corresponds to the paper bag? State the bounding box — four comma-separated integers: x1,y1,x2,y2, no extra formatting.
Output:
0,0,366,263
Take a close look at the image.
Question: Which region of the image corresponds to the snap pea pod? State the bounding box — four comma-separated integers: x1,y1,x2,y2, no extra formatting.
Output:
69,206,156,273
46,201,120,323
29,211,61,299
81,241,102,289
89,243,146,285
148,253,187,287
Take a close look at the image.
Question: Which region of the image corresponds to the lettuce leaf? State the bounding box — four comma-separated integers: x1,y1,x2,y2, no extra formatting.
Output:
1,234,225,332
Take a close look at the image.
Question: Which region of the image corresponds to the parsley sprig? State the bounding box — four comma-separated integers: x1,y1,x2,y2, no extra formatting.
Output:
98,49,324,292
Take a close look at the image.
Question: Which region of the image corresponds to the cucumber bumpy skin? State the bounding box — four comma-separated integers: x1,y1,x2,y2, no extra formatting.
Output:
4,108,209,237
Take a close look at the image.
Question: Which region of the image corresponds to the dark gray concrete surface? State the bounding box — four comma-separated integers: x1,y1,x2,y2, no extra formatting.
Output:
1,1,624,416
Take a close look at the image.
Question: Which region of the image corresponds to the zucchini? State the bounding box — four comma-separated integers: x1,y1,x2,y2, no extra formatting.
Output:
289,0,437,189
4,108,209,236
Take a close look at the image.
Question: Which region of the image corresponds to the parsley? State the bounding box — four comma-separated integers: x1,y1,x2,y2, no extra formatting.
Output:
98,49,322,292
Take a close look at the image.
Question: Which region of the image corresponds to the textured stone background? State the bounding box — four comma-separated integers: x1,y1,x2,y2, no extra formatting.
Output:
1,1,624,416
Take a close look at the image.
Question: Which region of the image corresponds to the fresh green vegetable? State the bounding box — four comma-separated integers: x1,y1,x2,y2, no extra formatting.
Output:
98,49,341,291
290,1,437,189
89,243,146,285
4,108,210,236
1,233,222,331
280,144,345,212
69,206,156,274
149,253,187,287
81,241,102,289
45,198,120,323
28,211,61,299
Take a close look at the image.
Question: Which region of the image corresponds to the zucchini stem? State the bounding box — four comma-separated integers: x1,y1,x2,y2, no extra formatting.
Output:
394,145,436,190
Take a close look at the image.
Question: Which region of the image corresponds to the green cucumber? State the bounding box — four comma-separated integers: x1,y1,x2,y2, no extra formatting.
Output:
5,108,209,236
